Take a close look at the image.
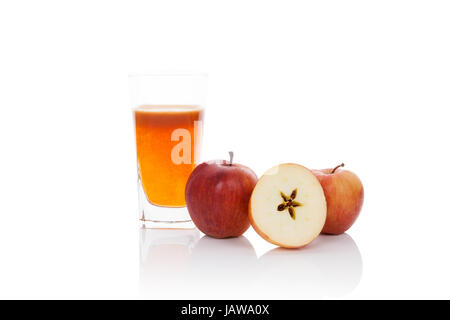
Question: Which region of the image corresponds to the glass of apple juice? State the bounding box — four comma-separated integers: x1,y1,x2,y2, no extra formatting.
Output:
129,73,206,228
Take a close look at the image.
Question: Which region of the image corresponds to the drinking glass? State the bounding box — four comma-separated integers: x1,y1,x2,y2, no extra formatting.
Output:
129,73,206,228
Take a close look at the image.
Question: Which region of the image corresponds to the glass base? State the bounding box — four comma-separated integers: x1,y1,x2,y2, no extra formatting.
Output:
138,177,194,229
140,219,195,229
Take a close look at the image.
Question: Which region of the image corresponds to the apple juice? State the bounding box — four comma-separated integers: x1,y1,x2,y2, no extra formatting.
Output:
134,105,204,207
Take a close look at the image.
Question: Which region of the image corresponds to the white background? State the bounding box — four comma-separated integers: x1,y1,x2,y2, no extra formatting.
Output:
0,0,449,299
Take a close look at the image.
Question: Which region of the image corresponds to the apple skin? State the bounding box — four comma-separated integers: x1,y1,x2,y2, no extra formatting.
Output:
185,160,258,239
312,166,364,235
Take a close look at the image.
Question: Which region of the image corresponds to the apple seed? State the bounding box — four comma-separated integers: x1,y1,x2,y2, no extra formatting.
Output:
277,188,303,220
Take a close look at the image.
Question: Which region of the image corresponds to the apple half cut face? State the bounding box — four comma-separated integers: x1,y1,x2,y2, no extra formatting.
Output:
249,163,327,248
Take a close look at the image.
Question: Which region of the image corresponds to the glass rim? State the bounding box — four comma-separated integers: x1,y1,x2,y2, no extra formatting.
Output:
128,72,208,78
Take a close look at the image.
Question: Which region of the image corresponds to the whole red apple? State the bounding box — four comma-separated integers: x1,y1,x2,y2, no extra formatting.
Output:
312,163,364,235
185,152,258,238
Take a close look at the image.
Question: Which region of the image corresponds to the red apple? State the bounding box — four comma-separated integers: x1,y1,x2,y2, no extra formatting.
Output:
312,163,364,235
185,152,258,238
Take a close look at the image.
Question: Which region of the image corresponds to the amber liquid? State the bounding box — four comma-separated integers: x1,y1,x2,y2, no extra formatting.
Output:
134,105,204,207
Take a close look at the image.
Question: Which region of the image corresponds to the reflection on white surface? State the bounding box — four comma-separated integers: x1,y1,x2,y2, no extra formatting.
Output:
139,227,200,298
257,234,363,298
140,228,362,299
186,236,258,298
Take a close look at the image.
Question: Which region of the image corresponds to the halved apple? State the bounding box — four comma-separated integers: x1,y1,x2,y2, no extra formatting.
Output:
249,163,327,249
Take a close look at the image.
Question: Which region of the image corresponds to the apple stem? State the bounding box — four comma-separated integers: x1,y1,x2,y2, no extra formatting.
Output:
228,151,234,166
331,163,345,174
